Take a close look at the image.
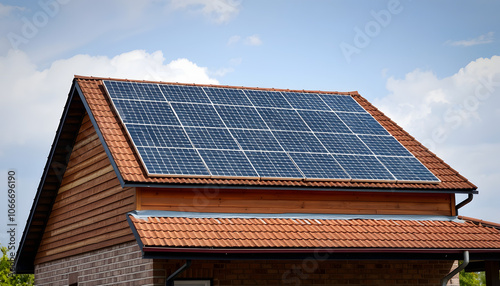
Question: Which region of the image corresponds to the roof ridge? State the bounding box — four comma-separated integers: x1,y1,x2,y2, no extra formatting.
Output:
73,75,356,95
459,216,500,229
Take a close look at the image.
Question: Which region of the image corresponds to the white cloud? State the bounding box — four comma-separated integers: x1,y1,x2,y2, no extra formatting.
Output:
374,55,500,222
227,34,262,46
170,0,241,24
227,35,241,45
0,3,24,17
446,31,494,47
0,49,218,152
244,34,262,46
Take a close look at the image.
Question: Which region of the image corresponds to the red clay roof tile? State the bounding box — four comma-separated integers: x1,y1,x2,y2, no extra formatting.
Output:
75,76,476,191
129,214,500,250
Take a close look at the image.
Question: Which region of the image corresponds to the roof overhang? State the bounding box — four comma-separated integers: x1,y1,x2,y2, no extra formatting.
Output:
127,211,500,262
140,246,500,261
14,80,86,274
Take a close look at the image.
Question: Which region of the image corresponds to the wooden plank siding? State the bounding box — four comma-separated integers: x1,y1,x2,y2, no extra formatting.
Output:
138,187,456,216
35,114,136,265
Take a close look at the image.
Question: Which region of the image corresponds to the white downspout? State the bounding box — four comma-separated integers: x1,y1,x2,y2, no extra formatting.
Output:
441,251,469,286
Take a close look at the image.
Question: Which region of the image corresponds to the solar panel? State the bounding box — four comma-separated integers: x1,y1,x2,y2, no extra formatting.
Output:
315,133,372,155
126,124,192,148
244,151,303,180
336,112,390,135
172,103,225,128
103,80,440,183
244,89,292,108
378,156,440,182
137,147,209,176
272,131,327,153
203,87,252,106
359,135,412,157
289,153,350,181
320,94,366,113
198,149,258,178
298,110,352,134
184,127,239,150
230,129,283,151
282,92,330,111
159,84,210,103
257,108,310,131
333,154,395,181
215,105,267,129
112,99,180,126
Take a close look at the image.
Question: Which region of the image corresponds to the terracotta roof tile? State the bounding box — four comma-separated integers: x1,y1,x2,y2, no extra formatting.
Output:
75,76,476,191
129,214,500,250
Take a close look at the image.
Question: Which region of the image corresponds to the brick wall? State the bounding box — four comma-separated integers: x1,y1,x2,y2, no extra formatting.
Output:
156,259,459,286
34,242,156,286
35,243,460,286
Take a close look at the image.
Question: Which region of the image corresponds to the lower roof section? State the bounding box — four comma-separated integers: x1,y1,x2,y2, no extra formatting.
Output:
127,211,500,261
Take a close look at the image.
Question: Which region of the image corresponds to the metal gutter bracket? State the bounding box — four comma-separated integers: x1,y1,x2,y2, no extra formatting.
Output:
441,251,469,286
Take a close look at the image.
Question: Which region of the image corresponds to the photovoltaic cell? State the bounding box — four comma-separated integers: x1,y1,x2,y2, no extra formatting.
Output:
244,89,292,108
230,129,283,151
105,81,165,101
112,99,180,126
105,80,136,100
333,154,395,181
215,105,268,129
282,92,330,111
298,110,352,134
184,127,239,150
378,156,439,182
131,82,165,101
198,149,258,178
359,135,412,157
320,94,366,113
315,133,372,155
289,153,350,180
159,84,210,103
204,87,252,106
257,108,310,131
272,131,327,153
244,151,303,179
336,113,389,135
104,80,439,183
172,103,225,128
126,124,192,148
137,147,209,176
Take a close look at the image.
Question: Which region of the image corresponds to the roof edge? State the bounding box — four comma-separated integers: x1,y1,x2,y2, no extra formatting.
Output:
125,182,477,194
14,81,84,274
74,79,126,187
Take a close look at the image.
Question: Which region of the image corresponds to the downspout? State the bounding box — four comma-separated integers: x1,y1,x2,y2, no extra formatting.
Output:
456,194,473,214
166,260,192,286
440,251,469,286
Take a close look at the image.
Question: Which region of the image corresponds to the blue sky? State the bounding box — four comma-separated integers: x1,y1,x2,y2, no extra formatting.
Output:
1,0,500,248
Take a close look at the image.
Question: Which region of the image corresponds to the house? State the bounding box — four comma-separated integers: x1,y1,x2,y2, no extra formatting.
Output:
14,75,500,286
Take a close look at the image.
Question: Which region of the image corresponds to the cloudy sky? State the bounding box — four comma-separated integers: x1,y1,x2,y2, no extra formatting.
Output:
1,0,499,247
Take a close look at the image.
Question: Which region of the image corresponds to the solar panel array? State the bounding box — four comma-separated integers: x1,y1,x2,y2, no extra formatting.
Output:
103,80,440,183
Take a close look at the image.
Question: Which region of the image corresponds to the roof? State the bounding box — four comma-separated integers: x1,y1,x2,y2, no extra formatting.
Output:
128,211,500,260
76,76,476,192
15,75,479,273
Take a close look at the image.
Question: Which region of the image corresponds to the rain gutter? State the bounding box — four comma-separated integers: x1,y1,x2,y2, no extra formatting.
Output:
441,251,469,286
